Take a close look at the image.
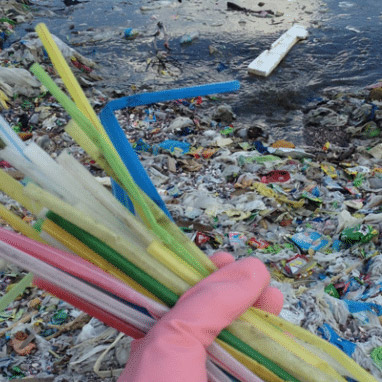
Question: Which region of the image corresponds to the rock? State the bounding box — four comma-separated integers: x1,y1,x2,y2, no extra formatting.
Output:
169,116,194,131
211,104,236,123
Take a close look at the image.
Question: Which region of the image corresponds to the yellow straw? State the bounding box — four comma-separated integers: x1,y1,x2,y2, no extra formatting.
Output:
253,308,378,382
23,182,190,295
42,219,162,303
215,339,284,382
0,204,45,244
35,24,113,145
228,318,346,382
0,169,42,215
64,120,118,179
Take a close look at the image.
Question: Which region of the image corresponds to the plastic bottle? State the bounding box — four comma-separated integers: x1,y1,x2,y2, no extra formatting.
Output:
180,31,199,44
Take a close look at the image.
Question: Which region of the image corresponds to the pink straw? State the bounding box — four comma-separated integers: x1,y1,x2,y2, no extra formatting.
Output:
0,230,263,382
34,277,146,339
0,227,167,318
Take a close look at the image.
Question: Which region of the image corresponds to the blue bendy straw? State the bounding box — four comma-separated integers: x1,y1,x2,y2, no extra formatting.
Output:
99,81,240,216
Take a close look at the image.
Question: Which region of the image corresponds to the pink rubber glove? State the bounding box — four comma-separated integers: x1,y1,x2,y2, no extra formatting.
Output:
118,252,283,382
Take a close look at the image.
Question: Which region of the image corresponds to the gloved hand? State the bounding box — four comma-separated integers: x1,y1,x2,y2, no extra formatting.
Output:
118,252,283,382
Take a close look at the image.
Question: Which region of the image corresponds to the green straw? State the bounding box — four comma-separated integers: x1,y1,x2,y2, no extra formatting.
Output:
45,211,178,307
0,273,34,312
46,211,298,381
30,63,299,381
30,63,210,277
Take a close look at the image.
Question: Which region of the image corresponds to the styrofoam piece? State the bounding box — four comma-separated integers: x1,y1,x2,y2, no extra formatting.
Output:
248,24,308,77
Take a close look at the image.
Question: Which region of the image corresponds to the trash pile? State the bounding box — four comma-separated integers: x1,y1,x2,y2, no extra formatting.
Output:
0,4,382,382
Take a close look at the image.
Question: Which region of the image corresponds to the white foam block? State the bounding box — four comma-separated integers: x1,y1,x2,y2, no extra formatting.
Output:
248,24,308,77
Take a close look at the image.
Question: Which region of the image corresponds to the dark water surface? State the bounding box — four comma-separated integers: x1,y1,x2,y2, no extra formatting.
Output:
11,0,382,144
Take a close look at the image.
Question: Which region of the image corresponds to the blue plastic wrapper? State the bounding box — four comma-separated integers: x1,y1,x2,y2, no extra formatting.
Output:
290,231,330,252
317,323,356,356
332,239,344,252
254,140,269,154
132,138,151,153
311,186,320,197
157,140,190,155
342,299,382,326
343,300,382,316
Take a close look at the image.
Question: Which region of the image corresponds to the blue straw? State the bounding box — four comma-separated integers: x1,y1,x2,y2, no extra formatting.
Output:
99,81,240,216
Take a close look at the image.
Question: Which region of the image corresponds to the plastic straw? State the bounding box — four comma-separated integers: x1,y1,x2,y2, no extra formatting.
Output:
0,168,42,214
45,211,179,307
40,213,296,381
0,272,33,312
0,239,155,332
99,81,240,216
0,226,167,318
35,23,111,141
41,219,162,304
34,277,146,339
253,308,377,382
23,143,128,235
56,150,151,246
0,203,43,243
23,182,190,295
0,144,53,196
30,63,158,230
208,342,266,382
64,120,117,179
0,115,27,156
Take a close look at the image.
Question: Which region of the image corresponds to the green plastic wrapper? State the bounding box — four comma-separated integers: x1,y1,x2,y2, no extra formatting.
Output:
340,224,378,244
371,347,382,371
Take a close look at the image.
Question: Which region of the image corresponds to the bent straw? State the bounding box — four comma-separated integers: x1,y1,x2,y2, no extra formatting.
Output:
34,277,146,339
0,240,155,332
99,81,240,216
29,63,212,277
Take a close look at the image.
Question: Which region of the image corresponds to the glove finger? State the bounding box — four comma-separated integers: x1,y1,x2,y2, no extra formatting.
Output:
211,252,283,316
165,257,271,347
210,251,235,268
253,286,283,316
